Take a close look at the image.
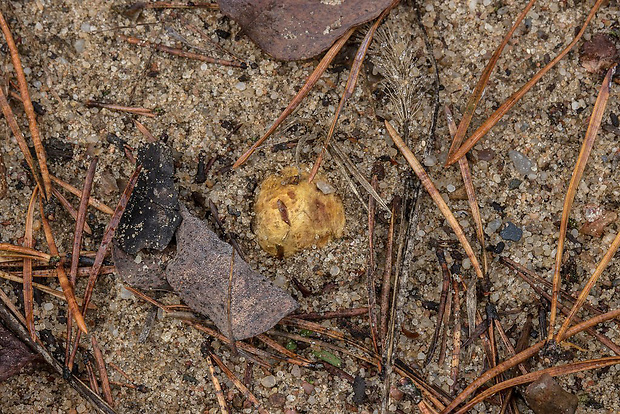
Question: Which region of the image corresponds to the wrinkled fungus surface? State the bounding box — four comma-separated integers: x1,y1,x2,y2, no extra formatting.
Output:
254,167,345,257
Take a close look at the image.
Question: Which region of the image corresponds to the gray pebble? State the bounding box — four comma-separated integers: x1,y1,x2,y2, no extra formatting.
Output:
261,375,277,388
500,222,523,242
485,218,502,235
508,150,533,175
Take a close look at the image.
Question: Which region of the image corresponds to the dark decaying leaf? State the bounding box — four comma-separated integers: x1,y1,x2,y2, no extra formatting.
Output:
525,373,578,414
217,0,393,61
0,322,38,382
115,142,181,255
112,241,171,290
166,207,298,340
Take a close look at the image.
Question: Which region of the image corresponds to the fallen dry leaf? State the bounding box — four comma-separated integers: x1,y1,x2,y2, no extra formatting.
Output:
166,207,298,340
217,0,394,61
0,323,38,382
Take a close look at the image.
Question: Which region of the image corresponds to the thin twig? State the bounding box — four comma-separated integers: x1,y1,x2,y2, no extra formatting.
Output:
426,247,451,364
118,34,245,68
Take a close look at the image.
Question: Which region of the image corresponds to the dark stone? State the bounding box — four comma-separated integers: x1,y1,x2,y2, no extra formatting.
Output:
352,375,366,404
500,222,522,242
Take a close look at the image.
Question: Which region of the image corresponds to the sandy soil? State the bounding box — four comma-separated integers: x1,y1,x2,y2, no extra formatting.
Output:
1,0,619,413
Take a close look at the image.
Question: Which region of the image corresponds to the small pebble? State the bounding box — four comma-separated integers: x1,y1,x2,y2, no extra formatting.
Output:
119,286,134,300
477,148,496,161
500,222,523,242
261,375,276,388
43,302,54,311
508,178,522,190
329,265,340,276
315,180,335,195
446,184,456,193
485,218,502,235
269,393,286,407
235,82,247,91
301,381,314,395
423,154,437,167
291,365,301,377
74,39,85,54
508,150,533,175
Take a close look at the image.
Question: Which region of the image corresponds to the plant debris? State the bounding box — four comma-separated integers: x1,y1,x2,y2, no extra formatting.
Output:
115,142,181,255
254,167,345,257
166,207,298,340
0,322,38,382
579,33,618,74
217,0,393,60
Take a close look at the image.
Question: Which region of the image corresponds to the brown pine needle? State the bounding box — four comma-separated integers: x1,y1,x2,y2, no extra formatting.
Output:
549,64,616,340
366,176,380,355
0,271,95,308
450,278,461,396
0,85,46,194
67,166,141,370
118,34,245,68
39,196,88,334
556,236,620,341
91,336,114,408
51,187,93,235
65,158,98,359
133,119,157,143
204,351,230,414
563,308,620,342
205,344,268,414
232,27,355,169
454,356,620,414
50,174,114,215
445,105,488,276
70,158,98,284
0,244,52,262
385,121,483,279
445,0,536,162
23,186,39,339
446,0,606,165
0,11,52,197
308,4,394,182
128,1,219,11
85,101,155,117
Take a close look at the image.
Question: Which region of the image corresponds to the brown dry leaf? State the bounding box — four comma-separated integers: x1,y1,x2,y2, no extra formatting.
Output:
166,207,298,340
0,323,38,382
217,0,393,61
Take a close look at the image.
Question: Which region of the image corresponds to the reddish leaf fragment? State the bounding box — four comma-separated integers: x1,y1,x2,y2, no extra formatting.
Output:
580,33,618,74
217,0,394,61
